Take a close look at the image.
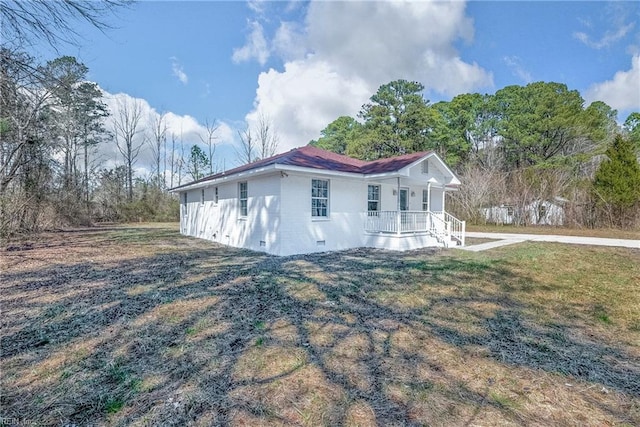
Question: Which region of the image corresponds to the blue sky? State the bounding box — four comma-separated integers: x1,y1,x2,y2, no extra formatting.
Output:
30,0,640,180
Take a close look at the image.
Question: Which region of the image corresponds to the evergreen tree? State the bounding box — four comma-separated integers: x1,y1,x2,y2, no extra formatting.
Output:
187,145,210,180
623,112,640,152
593,134,640,227
309,116,361,155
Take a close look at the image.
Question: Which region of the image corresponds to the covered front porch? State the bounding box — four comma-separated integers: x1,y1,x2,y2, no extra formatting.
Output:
365,210,465,247
362,163,465,248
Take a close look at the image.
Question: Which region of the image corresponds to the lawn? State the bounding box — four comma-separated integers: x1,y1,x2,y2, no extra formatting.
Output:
2,223,639,426
467,224,640,240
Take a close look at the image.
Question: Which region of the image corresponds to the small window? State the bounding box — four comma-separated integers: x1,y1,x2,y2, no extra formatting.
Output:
239,182,248,217
507,206,514,217
367,185,380,212
422,189,429,211
214,187,219,204
182,193,187,216
538,204,546,218
311,179,329,217
200,188,205,205
421,161,429,174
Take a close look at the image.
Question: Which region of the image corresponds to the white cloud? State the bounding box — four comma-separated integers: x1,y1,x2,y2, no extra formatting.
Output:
305,1,479,86
243,0,493,152
247,0,266,15
584,54,640,111
272,21,305,61
573,3,635,50
247,59,372,151
573,22,634,50
232,20,270,66
503,56,532,84
98,90,238,183
170,57,188,85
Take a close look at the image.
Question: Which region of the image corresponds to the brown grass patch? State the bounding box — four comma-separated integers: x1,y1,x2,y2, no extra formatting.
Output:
1,224,638,426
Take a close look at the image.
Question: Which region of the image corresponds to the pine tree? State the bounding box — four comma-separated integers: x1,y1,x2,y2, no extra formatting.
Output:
593,134,640,227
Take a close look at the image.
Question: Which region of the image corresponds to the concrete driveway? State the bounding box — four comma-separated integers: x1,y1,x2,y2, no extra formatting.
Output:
461,232,640,252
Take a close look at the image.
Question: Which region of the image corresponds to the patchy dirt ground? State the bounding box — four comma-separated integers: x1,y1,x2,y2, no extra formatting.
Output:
1,223,639,426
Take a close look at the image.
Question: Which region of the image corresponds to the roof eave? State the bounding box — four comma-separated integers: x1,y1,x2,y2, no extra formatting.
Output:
169,164,279,192
275,164,365,179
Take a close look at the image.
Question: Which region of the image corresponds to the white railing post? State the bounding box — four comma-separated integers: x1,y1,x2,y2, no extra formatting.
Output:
461,220,466,247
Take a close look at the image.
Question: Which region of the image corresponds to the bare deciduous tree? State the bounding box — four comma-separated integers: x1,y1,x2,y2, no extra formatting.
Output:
148,111,167,188
169,133,177,189
236,128,256,165
256,113,279,160
0,49,50,195
198,118,219,174
176,136,186,186
1,0,131,49
449,164,504,224
113,97,143,201
236,113,279,165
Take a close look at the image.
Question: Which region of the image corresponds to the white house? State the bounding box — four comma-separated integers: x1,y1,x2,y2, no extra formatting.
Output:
171,146,465,256
483,198,566,226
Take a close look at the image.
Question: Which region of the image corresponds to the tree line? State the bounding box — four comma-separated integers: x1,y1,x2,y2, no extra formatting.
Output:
0,49,231,238
0,0,270,238
310,80,640,228
0,44,281,239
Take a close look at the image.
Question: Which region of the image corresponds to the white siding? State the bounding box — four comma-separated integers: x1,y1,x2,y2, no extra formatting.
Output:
179,164,458,255
365,233,441,251
408,158,446,183
180,173,281,254
279,174,367,256
429,187,445,212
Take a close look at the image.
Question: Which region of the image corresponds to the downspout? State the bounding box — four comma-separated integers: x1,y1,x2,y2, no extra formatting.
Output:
396,176,401,235
427,181,432,233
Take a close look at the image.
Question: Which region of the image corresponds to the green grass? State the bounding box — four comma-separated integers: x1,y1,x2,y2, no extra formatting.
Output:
104,397,125,414
467,223,640,239
1,223,638,426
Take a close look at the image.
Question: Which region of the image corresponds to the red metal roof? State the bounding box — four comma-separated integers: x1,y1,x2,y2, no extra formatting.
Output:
172,146,432,190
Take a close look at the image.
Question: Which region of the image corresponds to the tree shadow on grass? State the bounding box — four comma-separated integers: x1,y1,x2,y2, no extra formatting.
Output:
1,235,638,426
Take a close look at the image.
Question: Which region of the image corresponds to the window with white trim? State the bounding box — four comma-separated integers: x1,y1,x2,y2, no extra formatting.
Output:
311,179,329,217
368,185,380,212
214,187,219,204
200,188,205,205
239,182,248,217
422,189,429,211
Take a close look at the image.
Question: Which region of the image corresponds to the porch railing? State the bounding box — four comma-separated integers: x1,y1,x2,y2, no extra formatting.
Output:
365,210,465,246
432,211,466,246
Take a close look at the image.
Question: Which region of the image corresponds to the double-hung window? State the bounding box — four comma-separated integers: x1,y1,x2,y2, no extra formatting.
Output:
311,179,329,217
368,185,380,212
239,182,248,217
